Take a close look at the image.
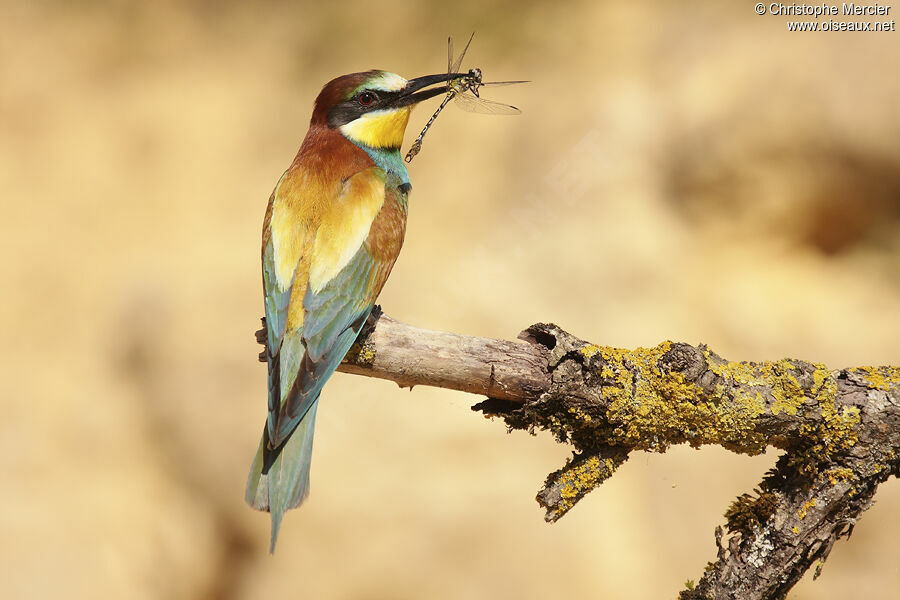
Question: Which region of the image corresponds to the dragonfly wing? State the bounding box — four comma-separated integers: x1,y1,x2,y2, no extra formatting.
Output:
447,36,453,77
454,92,522,115
450,32,475,73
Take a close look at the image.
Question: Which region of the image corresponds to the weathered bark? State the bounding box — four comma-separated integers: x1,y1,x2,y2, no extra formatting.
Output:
256,310,900,600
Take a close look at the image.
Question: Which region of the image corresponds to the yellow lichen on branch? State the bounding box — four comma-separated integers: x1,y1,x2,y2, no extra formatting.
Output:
853,365,900,391
552,455,620,517
302,315,899,600
594,342,769,454
480,324,892,527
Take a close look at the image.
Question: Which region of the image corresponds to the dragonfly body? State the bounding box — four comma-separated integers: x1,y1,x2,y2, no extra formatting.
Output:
405,36,525,163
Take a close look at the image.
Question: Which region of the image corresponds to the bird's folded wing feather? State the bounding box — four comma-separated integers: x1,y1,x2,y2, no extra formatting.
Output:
263,166,388,447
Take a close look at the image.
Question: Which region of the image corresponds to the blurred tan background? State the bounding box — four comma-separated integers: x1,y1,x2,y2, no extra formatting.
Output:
2,1,899,598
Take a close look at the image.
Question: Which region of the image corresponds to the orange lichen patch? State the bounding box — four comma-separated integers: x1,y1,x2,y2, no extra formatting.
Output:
825,467,854,486
798,498,817,520
570,344,862,476
586,342,769,455
550,455,622,518
850,366,900,391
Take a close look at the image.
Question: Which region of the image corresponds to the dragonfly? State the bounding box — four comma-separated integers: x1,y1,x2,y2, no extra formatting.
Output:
405,33,526,163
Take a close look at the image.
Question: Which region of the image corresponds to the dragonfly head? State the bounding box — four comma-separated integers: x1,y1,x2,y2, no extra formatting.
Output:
315,70,466,149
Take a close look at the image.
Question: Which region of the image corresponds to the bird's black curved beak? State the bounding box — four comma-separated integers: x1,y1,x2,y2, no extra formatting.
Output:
392,72,466,108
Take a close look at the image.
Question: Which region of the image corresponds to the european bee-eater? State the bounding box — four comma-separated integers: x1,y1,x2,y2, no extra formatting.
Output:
246,69,464,552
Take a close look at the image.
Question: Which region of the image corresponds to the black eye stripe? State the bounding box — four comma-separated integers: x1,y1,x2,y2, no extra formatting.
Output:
359,89,402,105
326,89,405,129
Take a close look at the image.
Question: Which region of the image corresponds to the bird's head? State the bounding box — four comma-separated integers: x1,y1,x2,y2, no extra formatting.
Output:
311,70,462,150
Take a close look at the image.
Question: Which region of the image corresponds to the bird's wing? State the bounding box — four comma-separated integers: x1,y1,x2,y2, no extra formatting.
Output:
261,171,305,362
261,172,308,429
265,166,391,448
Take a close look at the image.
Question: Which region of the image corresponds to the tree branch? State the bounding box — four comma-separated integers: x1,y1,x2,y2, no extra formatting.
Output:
256,310,900,600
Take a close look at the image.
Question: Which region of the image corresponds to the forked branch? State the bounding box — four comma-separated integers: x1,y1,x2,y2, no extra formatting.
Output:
256,309,900,600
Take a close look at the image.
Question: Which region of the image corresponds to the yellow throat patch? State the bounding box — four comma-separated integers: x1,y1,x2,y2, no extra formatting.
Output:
340,107,412,149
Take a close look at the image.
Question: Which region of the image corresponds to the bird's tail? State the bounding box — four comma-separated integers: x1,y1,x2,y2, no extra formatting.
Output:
245,397,319,553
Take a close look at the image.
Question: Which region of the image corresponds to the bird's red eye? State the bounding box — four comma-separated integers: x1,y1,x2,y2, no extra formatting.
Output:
357,92,376,106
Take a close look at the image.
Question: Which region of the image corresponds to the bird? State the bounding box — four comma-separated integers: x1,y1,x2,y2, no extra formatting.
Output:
245,69,463,552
